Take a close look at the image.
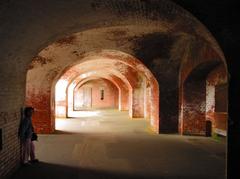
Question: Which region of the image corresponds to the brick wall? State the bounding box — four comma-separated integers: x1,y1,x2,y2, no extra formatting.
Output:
182,78,207,135
0,60,26,178
180,62,227,136
0,110,22,178
74,79,118,110
206,64,228,135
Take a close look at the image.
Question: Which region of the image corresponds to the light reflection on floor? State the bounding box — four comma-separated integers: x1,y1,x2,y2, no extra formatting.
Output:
55,109,147,134
67,110,101,118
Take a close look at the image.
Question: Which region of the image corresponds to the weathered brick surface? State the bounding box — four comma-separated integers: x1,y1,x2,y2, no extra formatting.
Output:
0,0,227,178
27,50,159,134
180,60,227,136
206,64,227,135
0,111,21,178
74,79,118,110
182,79,207,135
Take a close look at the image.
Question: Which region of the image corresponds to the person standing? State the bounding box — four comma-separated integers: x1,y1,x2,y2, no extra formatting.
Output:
19,107,39,165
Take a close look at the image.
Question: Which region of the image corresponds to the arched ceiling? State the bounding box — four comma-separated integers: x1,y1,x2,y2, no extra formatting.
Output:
24,0,226,135
1,0,225,70
67,68,134,90
74,77,122,95
1,0,227,113
73,72,129,92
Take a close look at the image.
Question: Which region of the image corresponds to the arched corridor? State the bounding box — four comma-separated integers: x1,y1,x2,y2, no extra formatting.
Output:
0,0,236,179
26,49,160,133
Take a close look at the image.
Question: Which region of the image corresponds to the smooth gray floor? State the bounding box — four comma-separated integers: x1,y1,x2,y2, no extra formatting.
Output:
11,110,226,179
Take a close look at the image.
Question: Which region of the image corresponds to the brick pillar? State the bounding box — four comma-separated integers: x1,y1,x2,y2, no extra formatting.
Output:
130,75,145,118
182,79,206,135
119,86,129,111
144,86,151,119
26,87,53,134
150,82,159,133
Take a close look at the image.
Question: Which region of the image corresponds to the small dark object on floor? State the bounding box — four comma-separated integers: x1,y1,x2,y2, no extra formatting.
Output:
30,159,39,163
22,162,32,167
31,132,38,141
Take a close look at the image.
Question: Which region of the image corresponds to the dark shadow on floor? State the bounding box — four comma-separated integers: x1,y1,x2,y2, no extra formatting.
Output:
53,130,75,135
10,162,221,179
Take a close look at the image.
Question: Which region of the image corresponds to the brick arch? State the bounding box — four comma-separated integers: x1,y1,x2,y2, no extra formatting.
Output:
179,60,227,136
71,78,119,113
54,75,125,118
73,74,129,111
26,49,160,133
178,38,228,135
68,75,128,117
53,51,160,132
73,77,121,111
62,65,135,119
23,1,227,134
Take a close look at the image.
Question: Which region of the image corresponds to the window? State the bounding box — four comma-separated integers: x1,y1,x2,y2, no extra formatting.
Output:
215,84,227,112
0,129,2,151
100,89,104,100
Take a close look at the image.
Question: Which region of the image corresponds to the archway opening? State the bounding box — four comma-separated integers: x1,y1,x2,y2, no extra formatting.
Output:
26,49,159,134
0,0,233,178
179,56,228,137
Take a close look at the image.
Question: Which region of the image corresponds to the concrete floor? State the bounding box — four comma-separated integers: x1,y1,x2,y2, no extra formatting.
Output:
11,109,226,179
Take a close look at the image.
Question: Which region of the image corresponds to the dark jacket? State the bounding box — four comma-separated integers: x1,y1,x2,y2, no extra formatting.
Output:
19,117,34,141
